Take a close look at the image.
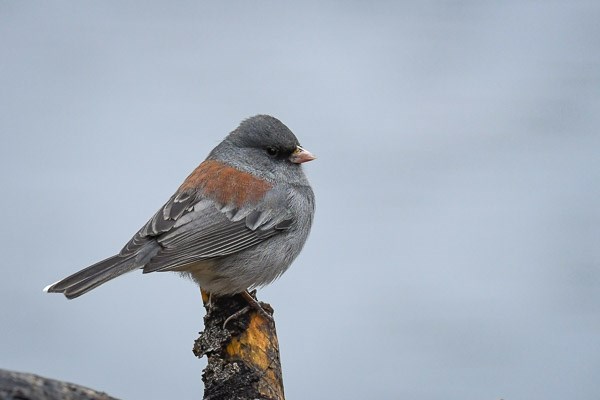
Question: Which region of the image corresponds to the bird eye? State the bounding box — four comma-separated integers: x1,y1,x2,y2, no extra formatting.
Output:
266,146,279,157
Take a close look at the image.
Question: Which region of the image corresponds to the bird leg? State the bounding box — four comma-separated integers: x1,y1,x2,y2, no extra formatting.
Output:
241,290,271,319
222,305,251,329
222,290,273,329
201,288,214,316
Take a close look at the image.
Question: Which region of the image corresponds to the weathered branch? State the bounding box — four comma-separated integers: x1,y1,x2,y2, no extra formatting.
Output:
194,291,285,400
2,293,284,400
0,368,119,400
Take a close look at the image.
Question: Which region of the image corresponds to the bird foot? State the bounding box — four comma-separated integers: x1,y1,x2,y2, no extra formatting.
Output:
222,290,273,329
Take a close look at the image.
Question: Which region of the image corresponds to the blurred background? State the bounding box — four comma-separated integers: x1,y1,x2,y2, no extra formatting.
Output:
1,1,599,399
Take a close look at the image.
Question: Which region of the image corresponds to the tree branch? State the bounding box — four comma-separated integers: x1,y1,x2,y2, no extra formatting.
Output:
0,369,119,400
2,293,285,399
194,291,285,400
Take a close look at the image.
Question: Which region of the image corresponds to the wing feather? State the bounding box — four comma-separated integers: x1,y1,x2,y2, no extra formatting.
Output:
138,186,293,273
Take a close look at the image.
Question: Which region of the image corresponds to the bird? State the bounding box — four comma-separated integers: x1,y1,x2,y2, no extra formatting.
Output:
44,115,315,301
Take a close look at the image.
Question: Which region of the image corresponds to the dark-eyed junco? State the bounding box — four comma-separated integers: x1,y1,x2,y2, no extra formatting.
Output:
44,115,315,299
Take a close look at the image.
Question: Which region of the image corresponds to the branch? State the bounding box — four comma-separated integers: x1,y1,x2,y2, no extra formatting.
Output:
2,293,284,400
194,291,285,400
0,369,119,400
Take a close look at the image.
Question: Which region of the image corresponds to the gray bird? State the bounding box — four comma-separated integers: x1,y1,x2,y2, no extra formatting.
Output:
44,115,315,300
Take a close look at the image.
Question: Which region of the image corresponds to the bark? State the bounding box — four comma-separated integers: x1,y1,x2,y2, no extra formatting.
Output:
0,369,119,400
194,291,285,400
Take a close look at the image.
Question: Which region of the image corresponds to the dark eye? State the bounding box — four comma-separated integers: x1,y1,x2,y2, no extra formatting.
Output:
266,146,279,157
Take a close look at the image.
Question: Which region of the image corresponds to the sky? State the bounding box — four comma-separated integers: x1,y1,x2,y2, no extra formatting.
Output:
1,1,599,399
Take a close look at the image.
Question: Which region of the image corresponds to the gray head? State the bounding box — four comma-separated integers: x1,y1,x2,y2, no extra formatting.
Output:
209,115,315,184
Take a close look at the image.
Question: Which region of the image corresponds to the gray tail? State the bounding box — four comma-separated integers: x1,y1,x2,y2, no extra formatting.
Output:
44,255,138,299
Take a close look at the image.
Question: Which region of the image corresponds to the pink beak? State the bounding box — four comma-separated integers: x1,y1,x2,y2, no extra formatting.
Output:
289,146,316,164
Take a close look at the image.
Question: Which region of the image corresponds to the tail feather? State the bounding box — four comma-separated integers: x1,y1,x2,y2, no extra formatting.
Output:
45,255,138,299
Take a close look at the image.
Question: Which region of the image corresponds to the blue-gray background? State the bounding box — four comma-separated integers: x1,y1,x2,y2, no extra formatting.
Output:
1,2,599,399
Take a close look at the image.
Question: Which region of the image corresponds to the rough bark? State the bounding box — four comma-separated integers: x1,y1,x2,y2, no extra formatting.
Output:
0,369,119,400
194,291,285,400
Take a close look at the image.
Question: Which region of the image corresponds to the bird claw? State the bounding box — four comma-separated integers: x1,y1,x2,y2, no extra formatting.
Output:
222,291,273,329
223,306,251,329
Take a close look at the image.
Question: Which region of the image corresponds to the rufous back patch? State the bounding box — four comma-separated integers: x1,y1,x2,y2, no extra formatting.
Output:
179,160,272,207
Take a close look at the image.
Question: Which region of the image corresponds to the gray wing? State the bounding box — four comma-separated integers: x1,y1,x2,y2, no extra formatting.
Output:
119,189,197,256
126,187,293,273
